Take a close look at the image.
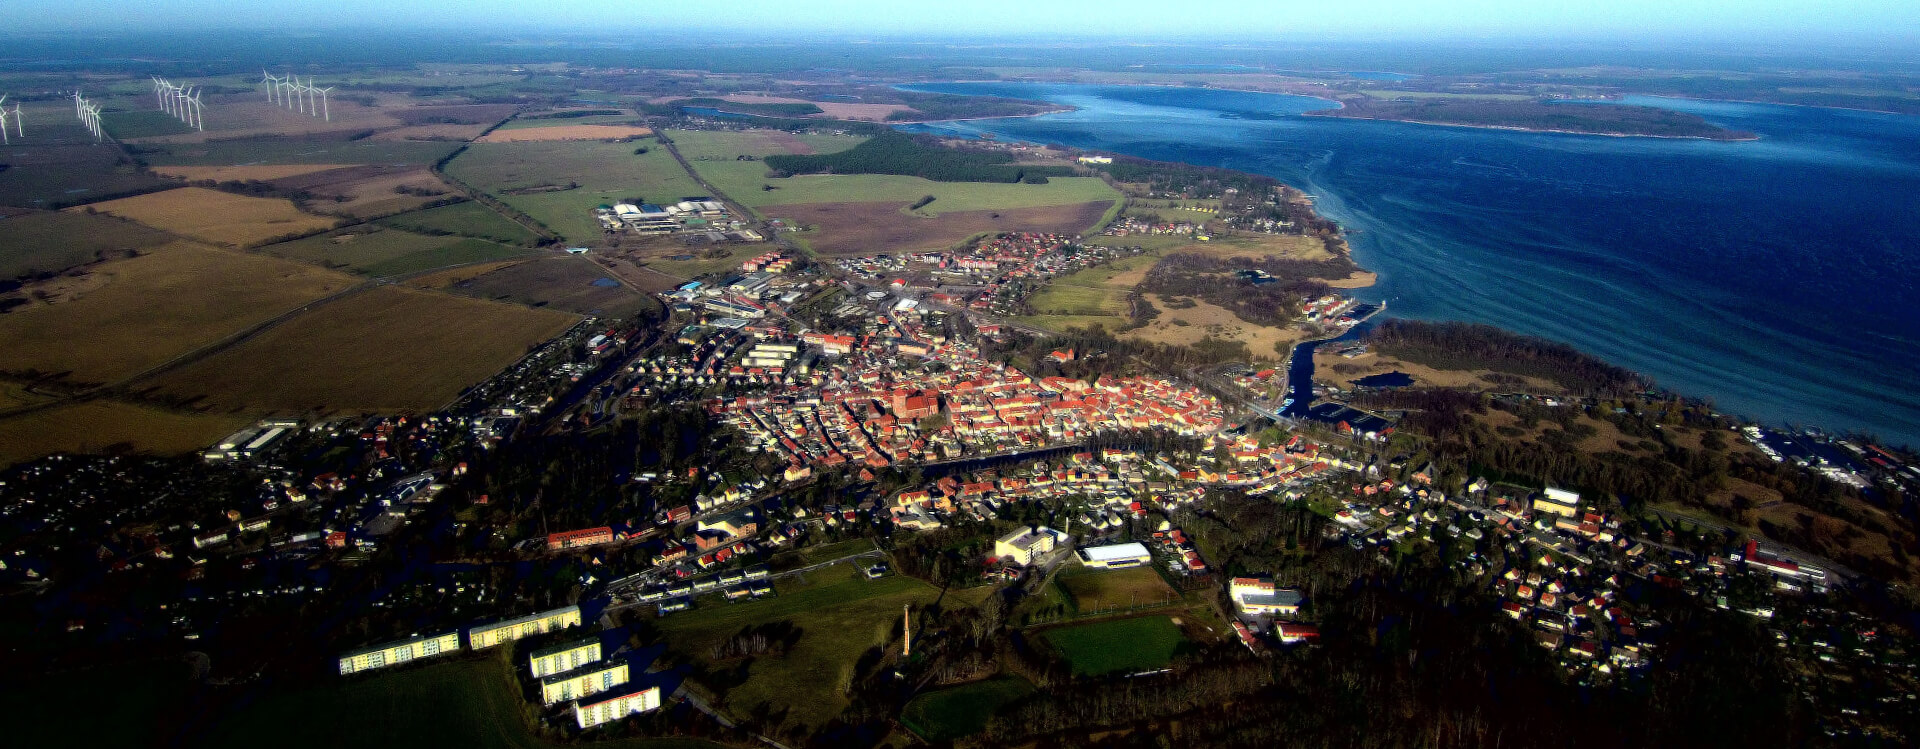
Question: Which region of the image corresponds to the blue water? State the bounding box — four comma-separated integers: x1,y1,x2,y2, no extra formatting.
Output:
899,83,1920,446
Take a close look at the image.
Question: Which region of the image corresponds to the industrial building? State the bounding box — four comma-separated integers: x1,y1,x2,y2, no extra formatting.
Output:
337,631,460,675
1078,541,1152,569
529,637,603,679
539,660,630,705
467,605,582,649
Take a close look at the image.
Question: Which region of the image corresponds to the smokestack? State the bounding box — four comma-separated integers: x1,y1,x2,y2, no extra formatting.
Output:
903,603,911,657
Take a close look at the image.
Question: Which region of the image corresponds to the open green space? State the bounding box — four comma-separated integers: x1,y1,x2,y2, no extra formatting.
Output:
901,676,1035,741
378,201,542,244
727,171,1119,214
665,129,862,160
442,255,653,317
497,114,645,130
445,141,706,242
0,211,176,279
655,561,945,732
1055,565,1178,614
639,246,755,281
361,239,531,278
1041,615,1188,676
100,109,197,139
258,226,496,273
1023,253,1158,317
136,138,462,167
196,655,722,749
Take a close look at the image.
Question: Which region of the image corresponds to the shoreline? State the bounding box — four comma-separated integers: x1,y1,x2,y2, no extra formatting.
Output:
1298,109,1762,141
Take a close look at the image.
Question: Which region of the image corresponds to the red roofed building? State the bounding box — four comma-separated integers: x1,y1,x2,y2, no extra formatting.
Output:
547,527,615,551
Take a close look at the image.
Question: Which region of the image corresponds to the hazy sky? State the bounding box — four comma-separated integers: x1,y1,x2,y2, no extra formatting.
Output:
10,0,1919,45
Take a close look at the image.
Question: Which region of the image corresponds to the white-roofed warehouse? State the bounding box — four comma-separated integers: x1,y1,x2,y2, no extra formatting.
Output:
1079,542,1152,569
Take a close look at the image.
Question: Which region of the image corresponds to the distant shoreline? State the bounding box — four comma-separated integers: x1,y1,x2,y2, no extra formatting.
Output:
1299,109,1763,141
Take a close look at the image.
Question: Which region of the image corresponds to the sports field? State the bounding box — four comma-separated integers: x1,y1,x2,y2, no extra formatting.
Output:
0,242,354,384
1055,565,1178,614
0,211,174,279
655,561,944,732
901,676,1035,741
193,655,722,749
0,400,252,468
148,285,574,412
78,187,337,247
378,201,542,245
445,141,705,242
1041,615,1189,676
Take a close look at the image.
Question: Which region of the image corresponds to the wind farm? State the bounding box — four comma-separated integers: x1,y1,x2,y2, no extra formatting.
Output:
0,95,21,145
265,72,331,121
150,77,204,131
70,91,103,140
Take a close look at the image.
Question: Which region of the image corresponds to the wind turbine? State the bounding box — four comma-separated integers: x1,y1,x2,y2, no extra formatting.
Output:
189,90,205,131
9,102,23,140
261,70,283,104
315,86,332,121
0,96,10,145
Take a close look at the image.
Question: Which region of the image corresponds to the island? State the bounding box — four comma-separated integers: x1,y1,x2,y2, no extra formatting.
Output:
1304,95,1759,140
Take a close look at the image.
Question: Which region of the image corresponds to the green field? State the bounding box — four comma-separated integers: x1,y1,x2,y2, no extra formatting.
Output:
360,239,530,278
101,109,197,139
639,246,756,281
137,138,462,167
195,655,723,749
446,141,707,242
656,562,945,732
0,211,176,279
1055,565,1178,614
666,129,1119,216
901,676,1035,741
258,226,518,274
378,201,542,244
1023,253,1157,317
1041,615,1189,676
497,114,645,130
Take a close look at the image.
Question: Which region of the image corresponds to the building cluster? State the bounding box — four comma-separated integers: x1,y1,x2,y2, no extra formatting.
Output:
1100,216,1203,238
593,199,762,242
1226,577,1315,650
830,232,1136,316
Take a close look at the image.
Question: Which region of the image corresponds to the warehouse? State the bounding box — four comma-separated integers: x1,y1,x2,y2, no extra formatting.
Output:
1078,541,1152,569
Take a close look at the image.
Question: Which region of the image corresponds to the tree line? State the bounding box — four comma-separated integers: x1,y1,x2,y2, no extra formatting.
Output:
1369,319,1647,395
764,132,1074,184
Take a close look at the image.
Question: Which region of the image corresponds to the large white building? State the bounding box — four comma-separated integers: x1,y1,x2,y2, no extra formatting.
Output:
995,526,1068,566
574,683,663,729
529,637,602,679
467,605,581,649
337,631,460,675
1229,578,1304,616
1078,542,1152,569
1533,487,1581,517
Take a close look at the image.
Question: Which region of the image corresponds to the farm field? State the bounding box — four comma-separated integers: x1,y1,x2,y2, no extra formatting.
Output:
258,226,527,276
378,201,541,244
77,187,337,247
137,137,462,167
1040,615,1189,676
1024,253,1158,317
0,211,175,279
770,201,1112,256
0,400,252,468
435,255,653,317
665,129,860,160
0,381,53,410
445,141,706,242
1055,566,1179,614
625,245,755,281
0,106,176,209
149,163,349,182
0,242,354,384
900,676,1035,742
655,561,945,732
146,285,573,413
744,173,1118,212
194,655,720,749
477,125,655,142
266,164,455,219
495,112,642,130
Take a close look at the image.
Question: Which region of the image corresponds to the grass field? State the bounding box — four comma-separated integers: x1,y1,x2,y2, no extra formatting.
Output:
436,255,653,316
0,242,355,384
665,129,861,160
378,201,542,245
0,106,177,208
260,226,486,272
1055,565,1178,614
628,245,756,281
138,137,462,167
1041,615,1189,676
99,109,197,139
147,285,574,413
445,141,706,242
195,655,723,749
267,165,455,220
0,399,253,468
149,164,349,182
1024,253,1157,317
359,239,530,278
900,676,1035,742
496,113,644,130
1126,293,1308,360
0,211,176,279
78,187,337,247
656,561,945,732
478,125,655,142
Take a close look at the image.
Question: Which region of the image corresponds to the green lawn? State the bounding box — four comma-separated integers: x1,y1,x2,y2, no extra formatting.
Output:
1055,565,1178,615
445,141,707,242
1022,253,1158,317
258,226,472,272
139,138,462,167
1041,615,1189,676
656,562,946,732
0,211,175,279
901,676,1035,741
378,201,542,245
196,655,723,749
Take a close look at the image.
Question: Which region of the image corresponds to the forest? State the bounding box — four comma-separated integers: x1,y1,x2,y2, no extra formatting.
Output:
887,91,1064,122
763,132,1075,183
1369,319,1647,395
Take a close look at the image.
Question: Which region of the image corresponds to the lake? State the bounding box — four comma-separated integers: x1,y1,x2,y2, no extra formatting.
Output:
899,83,1920,446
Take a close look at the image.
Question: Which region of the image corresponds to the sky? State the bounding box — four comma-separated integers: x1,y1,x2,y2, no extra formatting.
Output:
8,0,1919,46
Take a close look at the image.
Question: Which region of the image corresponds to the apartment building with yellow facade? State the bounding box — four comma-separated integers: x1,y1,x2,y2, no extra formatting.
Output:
574,683,663,729
337,631,460,675
466,604,581,649
530,636,603,679
539,660,629,705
